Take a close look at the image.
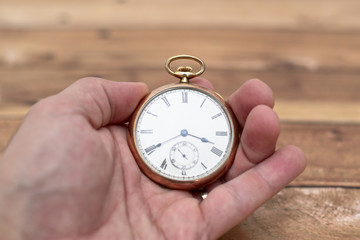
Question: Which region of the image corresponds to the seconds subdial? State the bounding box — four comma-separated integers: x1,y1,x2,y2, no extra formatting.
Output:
169,141,199,170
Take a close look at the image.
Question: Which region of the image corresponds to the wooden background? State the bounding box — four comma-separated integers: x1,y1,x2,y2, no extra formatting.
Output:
1,0,360,239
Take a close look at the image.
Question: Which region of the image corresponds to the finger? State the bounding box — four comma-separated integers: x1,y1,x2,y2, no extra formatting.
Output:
191,77,215,90
201,146,306,238
242,105,280,162
228,79,274,127
242,105,280,163
224,105,280,181
34,77,149,128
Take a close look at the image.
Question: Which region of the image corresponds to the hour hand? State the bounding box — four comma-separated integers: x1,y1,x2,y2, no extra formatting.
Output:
181,129,214,144
199,137,214,144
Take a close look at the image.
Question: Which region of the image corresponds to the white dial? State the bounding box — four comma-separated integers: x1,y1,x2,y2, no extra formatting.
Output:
133,86,234,182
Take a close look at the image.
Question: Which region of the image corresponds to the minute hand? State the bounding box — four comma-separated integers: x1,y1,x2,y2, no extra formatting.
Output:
155,134,181,148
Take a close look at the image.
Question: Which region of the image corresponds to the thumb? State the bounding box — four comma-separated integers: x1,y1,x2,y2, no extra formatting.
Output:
50,77,149,128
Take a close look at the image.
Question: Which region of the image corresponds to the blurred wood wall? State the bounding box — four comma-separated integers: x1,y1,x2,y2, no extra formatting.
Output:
0,0,360,239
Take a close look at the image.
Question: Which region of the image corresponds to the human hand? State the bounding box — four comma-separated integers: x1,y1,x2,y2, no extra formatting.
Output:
0,77,306,240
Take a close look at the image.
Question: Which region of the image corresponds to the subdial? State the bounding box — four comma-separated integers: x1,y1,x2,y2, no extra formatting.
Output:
169,141,199,170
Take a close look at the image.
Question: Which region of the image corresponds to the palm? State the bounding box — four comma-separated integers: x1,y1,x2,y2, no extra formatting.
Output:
77,123,207,240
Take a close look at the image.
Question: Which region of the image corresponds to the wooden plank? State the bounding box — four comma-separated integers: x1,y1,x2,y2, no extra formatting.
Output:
221,188,360,240
275,100,360,124
280,123,360,187
2,30,360,71
1,74,360,123
1,99,360,125
1,98,360,124
2,69,360,101
1,0,360,31
0,119,21,155
1,119,360,187
0,105,29,119
1,69,360,123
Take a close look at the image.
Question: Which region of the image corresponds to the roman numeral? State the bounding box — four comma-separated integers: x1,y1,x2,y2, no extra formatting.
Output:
211,146,223,157
216,131,228,136
200,98,206,108
140,129,153,134
211,113,222,120
181,170,187,175
160,159,167,170
147,111,158,117
182,92,188,103
145,145,157,155
201,162,207,169
162,96,170,107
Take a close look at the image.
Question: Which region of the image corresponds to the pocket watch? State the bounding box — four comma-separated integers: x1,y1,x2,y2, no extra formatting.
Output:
128,55,239,190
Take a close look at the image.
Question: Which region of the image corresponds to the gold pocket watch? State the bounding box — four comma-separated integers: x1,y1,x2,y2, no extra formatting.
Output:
128,55,239,190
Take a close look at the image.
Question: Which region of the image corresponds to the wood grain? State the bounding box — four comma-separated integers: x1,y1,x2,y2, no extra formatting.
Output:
0,119,21,156
1,0,360,239
279,123,360,187
221,188,360,240
1,0,360,31
3,70,360,103
2,30,360,71
1,30,360,123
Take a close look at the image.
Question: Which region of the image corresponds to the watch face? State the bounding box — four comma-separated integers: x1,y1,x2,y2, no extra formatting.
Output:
130,84,237,189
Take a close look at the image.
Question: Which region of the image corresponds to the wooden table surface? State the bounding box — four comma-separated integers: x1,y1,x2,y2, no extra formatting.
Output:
1,1,360,239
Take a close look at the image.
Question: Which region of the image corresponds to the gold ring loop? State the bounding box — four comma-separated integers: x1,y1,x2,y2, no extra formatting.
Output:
166,55,205,78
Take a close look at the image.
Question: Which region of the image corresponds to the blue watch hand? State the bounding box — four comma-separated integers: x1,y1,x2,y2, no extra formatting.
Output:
156,134,181,148
180,129,214,144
